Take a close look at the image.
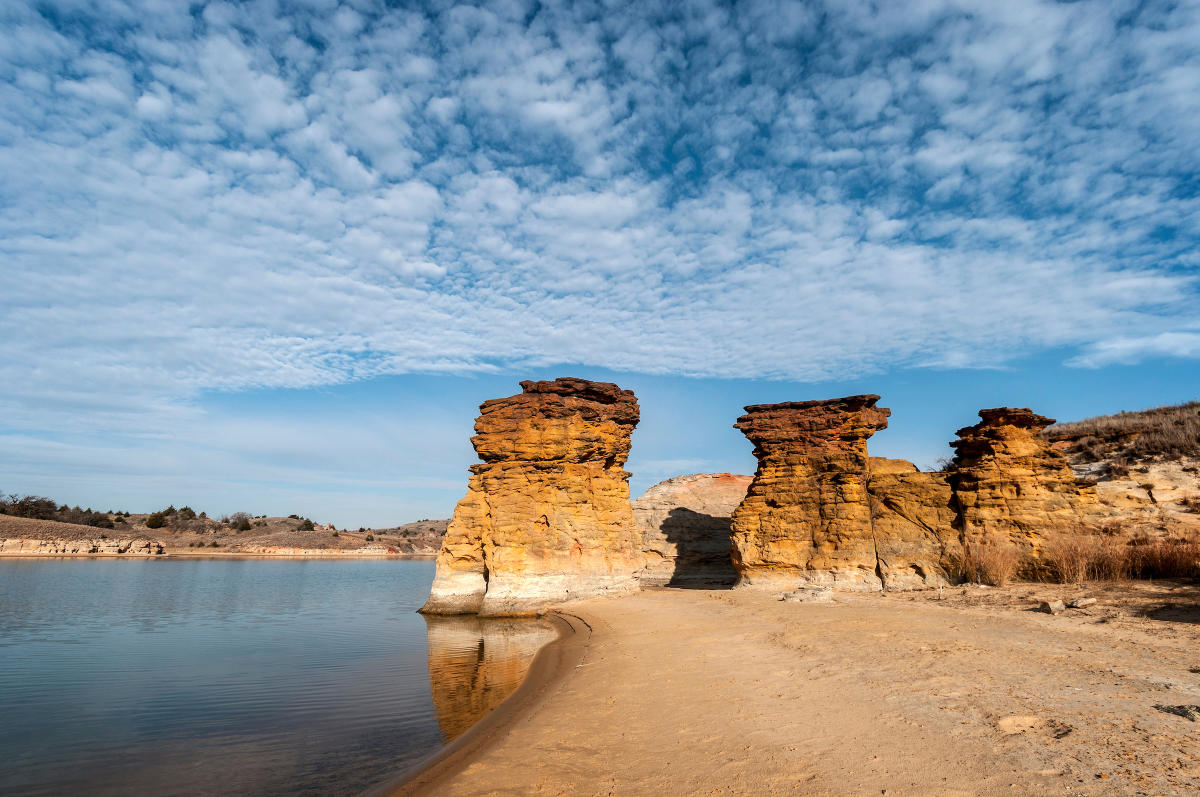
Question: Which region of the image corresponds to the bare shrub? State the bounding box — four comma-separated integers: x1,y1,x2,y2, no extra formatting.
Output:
959,542,1021,586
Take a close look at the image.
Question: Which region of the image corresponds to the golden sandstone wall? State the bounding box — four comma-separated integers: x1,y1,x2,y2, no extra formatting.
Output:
422,381,1137,613
420,378,643,617
729,398,1103,591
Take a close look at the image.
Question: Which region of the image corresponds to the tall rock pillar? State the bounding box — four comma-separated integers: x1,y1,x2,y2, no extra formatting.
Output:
730,395,891,590
420,378,643,617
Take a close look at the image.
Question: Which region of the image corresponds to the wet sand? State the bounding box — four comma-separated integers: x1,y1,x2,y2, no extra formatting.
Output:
394,583,1200,796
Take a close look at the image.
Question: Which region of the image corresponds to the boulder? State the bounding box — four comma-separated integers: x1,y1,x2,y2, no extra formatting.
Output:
634,473,751,587
421,378,644,617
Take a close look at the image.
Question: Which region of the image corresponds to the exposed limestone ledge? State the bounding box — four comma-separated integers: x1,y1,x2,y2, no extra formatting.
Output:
634,473,752,587
421,377,643,617
0,537,163,555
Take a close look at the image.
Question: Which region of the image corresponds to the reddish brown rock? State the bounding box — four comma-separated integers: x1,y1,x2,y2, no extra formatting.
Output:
634,473,752,587
730,395,892,590
949,408,1099,563
421,378,643,617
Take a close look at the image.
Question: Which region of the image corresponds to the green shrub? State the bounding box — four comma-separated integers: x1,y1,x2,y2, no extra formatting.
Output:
331,531,339,538
365,534,374,541
299,519,314,531
178,506,196,520
145,513,167,529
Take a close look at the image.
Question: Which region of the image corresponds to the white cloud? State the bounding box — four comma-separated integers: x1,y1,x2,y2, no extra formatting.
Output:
0,0,1198,443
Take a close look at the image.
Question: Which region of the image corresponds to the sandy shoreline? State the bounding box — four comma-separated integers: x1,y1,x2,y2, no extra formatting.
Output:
390,583,1200,796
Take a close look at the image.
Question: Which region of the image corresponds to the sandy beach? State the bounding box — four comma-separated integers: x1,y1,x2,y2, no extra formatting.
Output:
397,583,1200,796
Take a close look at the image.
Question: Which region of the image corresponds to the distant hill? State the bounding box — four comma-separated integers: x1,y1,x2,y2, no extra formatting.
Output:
0,503,448,556
1045,401,1200,471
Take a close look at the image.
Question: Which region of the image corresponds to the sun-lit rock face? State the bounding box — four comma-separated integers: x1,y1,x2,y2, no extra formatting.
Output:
634,473,752,587
949,408,1099,558
420,378,643,617
866,458,960,589
730,395,893,590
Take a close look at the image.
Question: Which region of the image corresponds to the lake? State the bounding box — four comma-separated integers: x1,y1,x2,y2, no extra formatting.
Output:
0,558,555,795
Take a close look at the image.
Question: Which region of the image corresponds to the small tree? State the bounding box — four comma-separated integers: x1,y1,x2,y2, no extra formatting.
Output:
299,519,314,531
145,513,167,529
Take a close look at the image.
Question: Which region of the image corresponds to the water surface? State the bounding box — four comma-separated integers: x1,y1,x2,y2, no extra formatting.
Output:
0,559,554,796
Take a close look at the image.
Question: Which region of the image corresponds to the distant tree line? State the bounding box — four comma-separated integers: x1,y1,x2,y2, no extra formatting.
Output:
0,494,125,529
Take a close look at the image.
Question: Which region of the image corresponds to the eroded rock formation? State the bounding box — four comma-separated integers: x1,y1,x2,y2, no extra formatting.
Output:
421,378,643,616
730,395,892,590
866,458,960,589
634,473,752,586
950,408,1100,557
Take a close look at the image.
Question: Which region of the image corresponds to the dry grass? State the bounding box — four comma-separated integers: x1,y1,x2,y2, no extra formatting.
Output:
1045,401,1200,463
958,542,1022,586
1041,531,1200,583
1128,534,1200,580
1041,533,1131,584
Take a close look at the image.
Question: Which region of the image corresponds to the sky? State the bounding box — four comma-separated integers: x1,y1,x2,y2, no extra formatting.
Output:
1,0,1198,527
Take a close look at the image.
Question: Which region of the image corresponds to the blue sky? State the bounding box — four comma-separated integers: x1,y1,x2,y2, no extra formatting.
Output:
1,0,1198,526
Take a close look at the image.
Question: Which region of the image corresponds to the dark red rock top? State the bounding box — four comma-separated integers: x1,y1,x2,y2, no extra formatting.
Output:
477,377,640,426
470,377,640,465
952,407,1056,441
735,394,890,451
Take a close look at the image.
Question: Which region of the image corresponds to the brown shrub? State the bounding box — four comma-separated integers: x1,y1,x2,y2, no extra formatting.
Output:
959,542,1022,586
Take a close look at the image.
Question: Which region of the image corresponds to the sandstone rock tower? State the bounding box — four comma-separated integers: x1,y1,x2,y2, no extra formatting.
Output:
420,378,643,616
730,395,892,590
950,408,1099,557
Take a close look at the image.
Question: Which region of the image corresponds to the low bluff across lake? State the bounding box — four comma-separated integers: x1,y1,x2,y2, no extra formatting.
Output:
421,380,1192,617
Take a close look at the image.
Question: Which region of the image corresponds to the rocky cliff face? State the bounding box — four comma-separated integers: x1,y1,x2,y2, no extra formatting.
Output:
950,408,1099,559
730,395,893,590
0,536,163,555
866,458,960,589
634,473,751,586
421,378,644,617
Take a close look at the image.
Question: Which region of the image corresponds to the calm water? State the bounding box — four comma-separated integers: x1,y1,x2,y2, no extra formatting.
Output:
0,559,555,796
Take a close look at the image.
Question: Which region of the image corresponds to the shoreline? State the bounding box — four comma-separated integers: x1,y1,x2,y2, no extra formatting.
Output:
379,583,1200,796
371,610,591,797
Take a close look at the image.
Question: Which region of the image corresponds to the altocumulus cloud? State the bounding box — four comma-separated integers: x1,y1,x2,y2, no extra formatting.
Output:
2,0,1199,433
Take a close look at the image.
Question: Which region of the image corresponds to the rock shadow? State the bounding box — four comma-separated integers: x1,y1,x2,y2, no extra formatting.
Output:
660,507,738,589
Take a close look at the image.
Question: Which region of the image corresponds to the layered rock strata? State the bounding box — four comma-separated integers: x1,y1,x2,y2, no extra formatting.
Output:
730,395,893,590
949,408,1100,558
421,378,643,617
866,458,960,589
634,473,752,586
